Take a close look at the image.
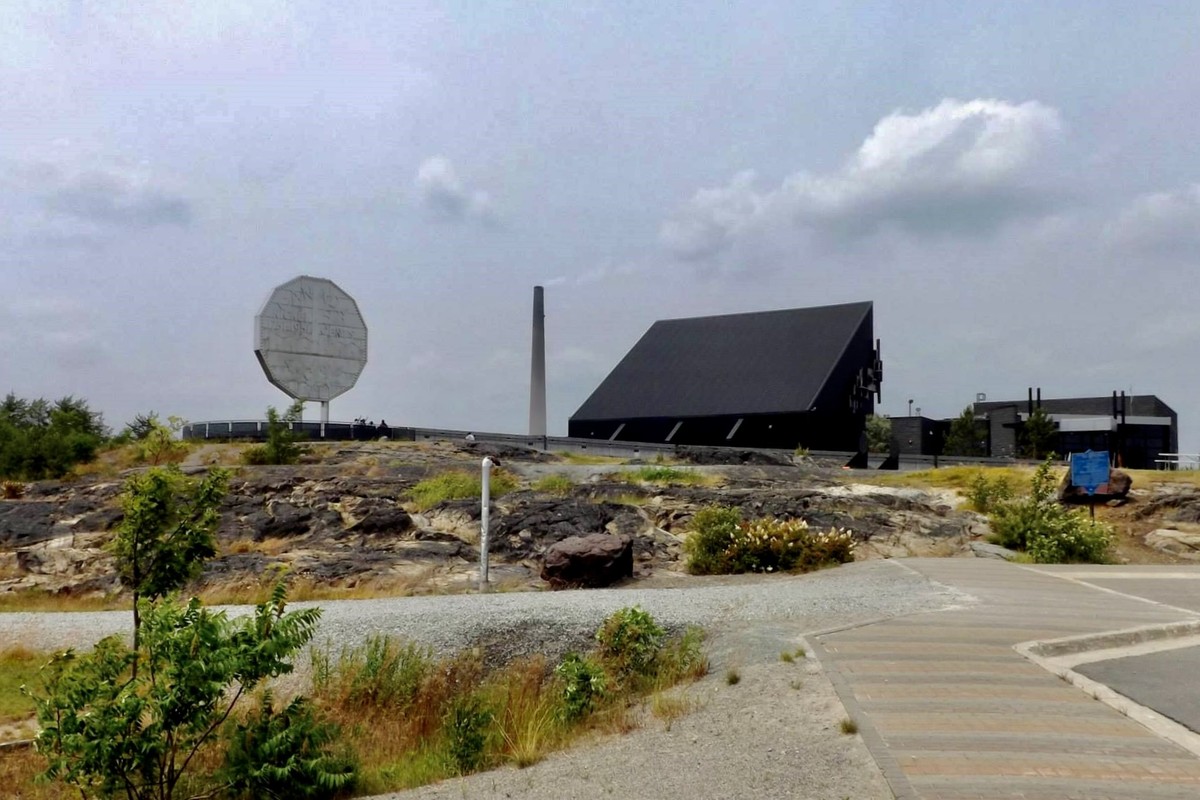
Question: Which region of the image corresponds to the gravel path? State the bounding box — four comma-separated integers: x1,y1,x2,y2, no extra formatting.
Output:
0,560,970,799
0,560,963,660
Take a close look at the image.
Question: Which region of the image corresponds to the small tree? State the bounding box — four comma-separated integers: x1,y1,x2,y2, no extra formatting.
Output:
1021,407,1057,460
121,411,161,442
29,585,324,800
943,406,986,457
865,415,892,453
136,415,188,465
110,466,229,655
244,401,305,465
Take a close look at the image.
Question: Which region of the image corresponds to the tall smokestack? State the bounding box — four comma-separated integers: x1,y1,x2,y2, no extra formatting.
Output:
529,286,546,437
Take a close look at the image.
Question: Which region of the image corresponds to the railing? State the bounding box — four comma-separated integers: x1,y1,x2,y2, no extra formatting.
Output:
1154,453,1200,471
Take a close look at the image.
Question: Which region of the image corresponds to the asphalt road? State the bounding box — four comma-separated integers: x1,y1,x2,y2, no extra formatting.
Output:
1078,645,1200,735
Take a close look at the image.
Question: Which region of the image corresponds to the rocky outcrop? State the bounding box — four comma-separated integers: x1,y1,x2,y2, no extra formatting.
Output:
540,534,633,588
1135,490,1200,524
675,446,795,467
0,446,1002,596
1144,529,1200,559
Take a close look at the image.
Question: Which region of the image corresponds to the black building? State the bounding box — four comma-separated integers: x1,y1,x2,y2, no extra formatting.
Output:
973,392,1178,469
569,301,881,450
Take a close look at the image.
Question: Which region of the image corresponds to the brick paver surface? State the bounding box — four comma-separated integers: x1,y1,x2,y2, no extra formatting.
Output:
810,559,1200,800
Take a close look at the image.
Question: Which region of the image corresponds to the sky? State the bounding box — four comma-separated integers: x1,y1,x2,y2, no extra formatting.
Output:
3,1,1200,448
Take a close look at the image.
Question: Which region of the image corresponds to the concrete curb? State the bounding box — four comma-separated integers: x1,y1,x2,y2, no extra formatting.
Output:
1016,620,1200,759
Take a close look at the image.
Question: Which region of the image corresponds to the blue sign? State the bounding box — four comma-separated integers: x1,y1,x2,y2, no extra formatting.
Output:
1071,450,1110,495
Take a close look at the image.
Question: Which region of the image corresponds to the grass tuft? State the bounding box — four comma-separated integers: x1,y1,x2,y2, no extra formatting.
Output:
724,668,741,686
624,466,715,486
407,469,519,511
532,474,574,496
840,717,858,735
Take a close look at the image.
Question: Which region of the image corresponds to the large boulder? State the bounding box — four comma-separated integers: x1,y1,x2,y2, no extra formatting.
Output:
540,533,633,589
1058,468,1132,502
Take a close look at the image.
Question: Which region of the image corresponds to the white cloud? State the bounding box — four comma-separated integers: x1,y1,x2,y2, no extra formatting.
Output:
2,155,192,249
660,98,1062,260
1106,184,1200,255
414,156,496,224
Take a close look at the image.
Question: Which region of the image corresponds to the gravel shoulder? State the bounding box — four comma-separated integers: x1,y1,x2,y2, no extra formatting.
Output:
0,559,969,799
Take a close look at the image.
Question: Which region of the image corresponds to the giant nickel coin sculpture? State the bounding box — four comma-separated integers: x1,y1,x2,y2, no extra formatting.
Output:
254,276,368,422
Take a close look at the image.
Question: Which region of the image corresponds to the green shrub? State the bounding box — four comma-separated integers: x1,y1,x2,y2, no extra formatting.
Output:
685,506,855,575
554,653,607,722
595,606,665,681
533,474,574,496
445,695,493,774
407,469,519,510
0,394,107,480
966,471,1014,513
223,693,358,799
683,505,744,575
28,586,321,800
988,458,1113,563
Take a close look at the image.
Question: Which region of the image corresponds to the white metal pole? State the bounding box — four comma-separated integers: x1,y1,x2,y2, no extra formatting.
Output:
479,457,493,590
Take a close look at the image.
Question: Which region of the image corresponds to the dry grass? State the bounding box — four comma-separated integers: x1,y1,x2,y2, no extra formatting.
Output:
555,452,629,465
862,465,1032,492
1126,468,1200,489
840,717,859,735
0,645,47,722
0,747,66,800
222,536,292,556
596,492,649,507
0,591,124,613
199,569,443,606
649,692,695,731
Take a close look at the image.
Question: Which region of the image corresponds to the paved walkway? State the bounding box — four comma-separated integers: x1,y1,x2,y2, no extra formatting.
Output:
809,559,1200,800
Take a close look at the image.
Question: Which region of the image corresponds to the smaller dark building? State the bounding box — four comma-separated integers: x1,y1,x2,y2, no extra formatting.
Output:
973,392,1178,469
569,301,882,451
889,416,949,457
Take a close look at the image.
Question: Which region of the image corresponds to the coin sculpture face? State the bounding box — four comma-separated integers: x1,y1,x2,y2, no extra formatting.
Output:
254,276,368,402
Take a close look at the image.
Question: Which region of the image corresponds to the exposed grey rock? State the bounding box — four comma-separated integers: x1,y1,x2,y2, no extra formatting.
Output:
1144,529,1200,559
0,502,62,547
541,533,634,589
675,446,795,467
969,541,1019,561
491,499,643,560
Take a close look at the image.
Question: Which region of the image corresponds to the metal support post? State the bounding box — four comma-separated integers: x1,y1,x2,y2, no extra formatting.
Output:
479,457,493,590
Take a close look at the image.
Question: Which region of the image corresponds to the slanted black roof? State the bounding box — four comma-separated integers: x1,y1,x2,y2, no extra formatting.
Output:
572,301,873,421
